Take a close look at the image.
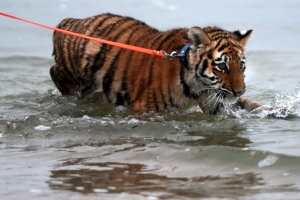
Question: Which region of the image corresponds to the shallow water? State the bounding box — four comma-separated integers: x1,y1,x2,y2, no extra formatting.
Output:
1,1,300,200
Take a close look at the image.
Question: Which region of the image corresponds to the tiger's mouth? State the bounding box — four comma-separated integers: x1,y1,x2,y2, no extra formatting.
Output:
218,87,245,97
215,89,241,104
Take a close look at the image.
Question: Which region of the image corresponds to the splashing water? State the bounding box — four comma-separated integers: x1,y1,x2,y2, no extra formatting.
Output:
230,83,300,119
264,82,300,118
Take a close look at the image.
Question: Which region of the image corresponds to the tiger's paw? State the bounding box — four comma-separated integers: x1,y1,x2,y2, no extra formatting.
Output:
233,96,262,111
233,97,298,118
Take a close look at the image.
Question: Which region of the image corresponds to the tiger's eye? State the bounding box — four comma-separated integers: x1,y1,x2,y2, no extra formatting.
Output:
218,63,227,71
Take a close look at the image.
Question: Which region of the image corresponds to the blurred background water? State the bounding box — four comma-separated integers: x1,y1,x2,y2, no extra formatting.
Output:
1,0,300,199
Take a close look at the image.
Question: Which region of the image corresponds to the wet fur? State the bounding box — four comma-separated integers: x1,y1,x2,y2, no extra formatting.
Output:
50,13,261,113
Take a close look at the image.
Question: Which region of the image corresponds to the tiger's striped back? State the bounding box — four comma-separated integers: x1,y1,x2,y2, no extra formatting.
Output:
50,13,254,113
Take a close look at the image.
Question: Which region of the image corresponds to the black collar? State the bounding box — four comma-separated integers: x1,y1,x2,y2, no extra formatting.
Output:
177,43,191,70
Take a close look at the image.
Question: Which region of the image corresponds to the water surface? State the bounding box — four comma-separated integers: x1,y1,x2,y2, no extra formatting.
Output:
1,1,300,199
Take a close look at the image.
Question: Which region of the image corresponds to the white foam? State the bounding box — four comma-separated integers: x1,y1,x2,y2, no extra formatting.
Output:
75,186,84,190
146,196,159,200
82,115,91,120
127,118,140,124
93,188,108,193
34,125,51,131
258,154,279,168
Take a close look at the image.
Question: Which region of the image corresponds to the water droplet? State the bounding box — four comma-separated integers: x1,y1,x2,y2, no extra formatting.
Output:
82,115,90,120
93,188,108,193
258,154,279,168
108,186,116,190
75,186,84,190
147,196,159,200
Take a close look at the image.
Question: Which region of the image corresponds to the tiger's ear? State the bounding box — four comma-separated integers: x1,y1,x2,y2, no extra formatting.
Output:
188,27,211,47
233,30,253,46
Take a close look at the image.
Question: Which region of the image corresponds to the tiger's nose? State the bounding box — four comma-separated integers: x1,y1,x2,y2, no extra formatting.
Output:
232,89,245,97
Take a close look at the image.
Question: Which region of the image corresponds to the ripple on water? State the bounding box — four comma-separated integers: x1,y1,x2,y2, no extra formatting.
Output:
1,54,300,199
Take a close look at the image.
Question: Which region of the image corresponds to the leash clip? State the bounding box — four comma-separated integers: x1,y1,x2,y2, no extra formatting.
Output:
162,51,178,60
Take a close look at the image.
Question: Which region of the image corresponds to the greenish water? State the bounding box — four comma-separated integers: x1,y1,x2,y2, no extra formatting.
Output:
1,1,300,199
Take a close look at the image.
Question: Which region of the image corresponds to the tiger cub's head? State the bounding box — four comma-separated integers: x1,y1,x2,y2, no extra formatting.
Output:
187,26,252,101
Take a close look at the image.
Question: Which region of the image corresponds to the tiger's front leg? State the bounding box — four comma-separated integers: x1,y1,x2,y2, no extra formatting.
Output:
232,96,262,111
199,91,262,114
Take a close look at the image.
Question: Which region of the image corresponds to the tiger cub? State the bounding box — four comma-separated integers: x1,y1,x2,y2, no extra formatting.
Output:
50,13,261,114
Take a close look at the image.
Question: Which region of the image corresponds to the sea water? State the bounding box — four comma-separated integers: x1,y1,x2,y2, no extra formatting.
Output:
1,1,300,199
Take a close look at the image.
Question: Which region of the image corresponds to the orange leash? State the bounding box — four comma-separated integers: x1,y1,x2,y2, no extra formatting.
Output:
0,12,169,57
